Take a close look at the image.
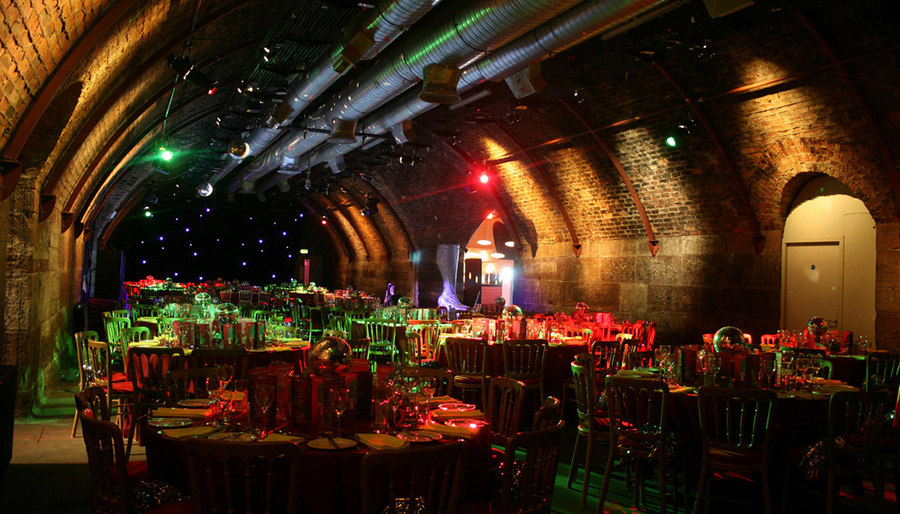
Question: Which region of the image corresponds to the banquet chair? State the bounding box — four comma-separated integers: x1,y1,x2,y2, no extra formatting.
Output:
80,409,192,514
695,387,777,514
164,367,221,405
360,440,466,514
363,318,401,367
866,352,900,392
759,334,778,348
568,353,612,507
349,337,371,361
625,350,655,370
86,339,134,429
485,377,527,447
782,389,888,514
444,337,490,409
328,314,352,339
251,309,273,321
75,386,112,423
592,340,623,376
126,346,185,460
407,321,441,363
399,367,455,397
73,330,100,437
491,421,566,514
130,303,159,324
120,327,152,357
598,375,676,514
104,314,132,356
307,305,327,340
185,438,303,514
502,339,548,407
532,395,561,431
156,317,183,339
190,348,248,380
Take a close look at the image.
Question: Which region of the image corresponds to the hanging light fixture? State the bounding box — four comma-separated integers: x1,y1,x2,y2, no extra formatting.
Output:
476,219,492,246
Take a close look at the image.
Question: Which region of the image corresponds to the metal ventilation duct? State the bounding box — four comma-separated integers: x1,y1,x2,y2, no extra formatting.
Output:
208,0,439,186
228,0,585,193
257,0,683,193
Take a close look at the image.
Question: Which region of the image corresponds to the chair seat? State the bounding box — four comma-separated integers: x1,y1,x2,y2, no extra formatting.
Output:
454,375,486,385
516,377,541,387
111,371,129,383
102,381,134,394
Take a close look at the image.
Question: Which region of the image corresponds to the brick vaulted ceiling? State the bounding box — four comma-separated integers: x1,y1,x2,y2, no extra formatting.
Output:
2,0,899,270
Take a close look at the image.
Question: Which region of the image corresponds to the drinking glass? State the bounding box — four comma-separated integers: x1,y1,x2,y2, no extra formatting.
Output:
255,382,275,435
217,364,234,392
329,387,350,437
762,358,776,388
421,377,436,406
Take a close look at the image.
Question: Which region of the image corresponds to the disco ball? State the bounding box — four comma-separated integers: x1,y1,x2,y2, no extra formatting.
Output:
713,326,746,354
308,336,353,376
502,305,524,320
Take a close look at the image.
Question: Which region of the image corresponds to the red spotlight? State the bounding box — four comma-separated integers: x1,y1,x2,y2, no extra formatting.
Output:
479,172,489,184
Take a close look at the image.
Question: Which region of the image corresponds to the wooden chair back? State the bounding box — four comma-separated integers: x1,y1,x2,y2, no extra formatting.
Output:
190,348,248,381
498,421,566,514
165,367,221,405
444,337,488,376
697,387,777,460
399,367,455,397
532,395,561,431
486,377,526,445
185,438,303,514
75,330,100,391
79,410,131,514
591,340,622,376
625,350,655,370
865,352,900,392
360,441,465,514
502,339,548,382
75,386,111,421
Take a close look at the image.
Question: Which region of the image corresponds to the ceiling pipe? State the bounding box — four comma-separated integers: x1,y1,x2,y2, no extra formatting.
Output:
207,0,439,186
260,0,683,192
230,0,586,193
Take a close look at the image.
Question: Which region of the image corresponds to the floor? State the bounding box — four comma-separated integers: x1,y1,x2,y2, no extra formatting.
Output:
2,382,896,514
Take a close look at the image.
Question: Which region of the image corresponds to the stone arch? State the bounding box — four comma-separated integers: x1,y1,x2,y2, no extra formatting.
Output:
20,82,83,175
752,137,892,229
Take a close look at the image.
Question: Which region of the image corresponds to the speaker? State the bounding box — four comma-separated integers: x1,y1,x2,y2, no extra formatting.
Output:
94,249,123,300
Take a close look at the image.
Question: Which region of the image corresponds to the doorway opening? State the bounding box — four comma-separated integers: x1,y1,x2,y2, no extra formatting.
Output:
781,176,875,344
463,214,516,308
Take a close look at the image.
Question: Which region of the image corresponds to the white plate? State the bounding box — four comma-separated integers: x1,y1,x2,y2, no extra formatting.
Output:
177,398,215,408
308,437,357,450
148,417,193,428
438,403,475,411
208,432,258,442
397,430,442,443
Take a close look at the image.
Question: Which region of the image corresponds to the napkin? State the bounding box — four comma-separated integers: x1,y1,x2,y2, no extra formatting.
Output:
262,433,306,443
421,422,479,440
161,425,218,439
421,396,458,407
151,407,213,419
434,409,483,420
356,433,410,451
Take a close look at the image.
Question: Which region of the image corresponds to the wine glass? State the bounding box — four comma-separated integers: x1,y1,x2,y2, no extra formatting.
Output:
255,382,275,435
217,364,234,392
329,388,350,438
421,377,436,407
762,358,776,388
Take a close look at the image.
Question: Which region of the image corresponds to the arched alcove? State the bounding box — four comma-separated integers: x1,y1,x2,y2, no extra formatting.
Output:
463,215,516,307
782,176,876,343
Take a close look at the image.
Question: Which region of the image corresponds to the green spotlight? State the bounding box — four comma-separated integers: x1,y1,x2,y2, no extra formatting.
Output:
665,136,678,148
144,210,153,217
160,148,174,161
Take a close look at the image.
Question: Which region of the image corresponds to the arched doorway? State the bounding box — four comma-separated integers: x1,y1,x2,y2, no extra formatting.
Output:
463,214,516,308
782,176,875,343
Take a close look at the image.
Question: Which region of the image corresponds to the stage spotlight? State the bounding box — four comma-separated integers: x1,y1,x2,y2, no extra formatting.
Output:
167,54,218,95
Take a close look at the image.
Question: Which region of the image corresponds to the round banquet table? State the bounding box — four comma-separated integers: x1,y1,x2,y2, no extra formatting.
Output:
143,416,490,514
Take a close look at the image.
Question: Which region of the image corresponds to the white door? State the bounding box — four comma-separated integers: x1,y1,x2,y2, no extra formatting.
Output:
783,241,843,332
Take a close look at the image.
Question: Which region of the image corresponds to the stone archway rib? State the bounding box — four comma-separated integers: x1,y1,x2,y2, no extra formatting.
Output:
793,7,900,221
488,122,582,257
41,0,256,204
652,62,764,254
1,0,142,201
439,140,524,249
558,97,659,256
